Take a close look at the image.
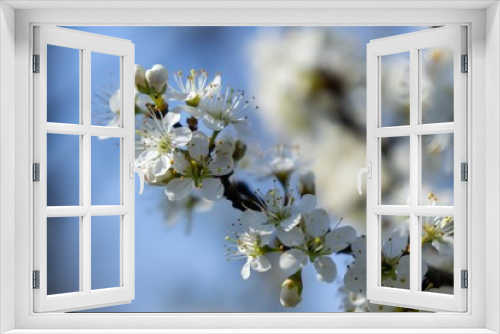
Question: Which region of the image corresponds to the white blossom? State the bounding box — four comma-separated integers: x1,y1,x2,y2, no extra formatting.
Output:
239,187,308,239
242,144,303,184
182,87,255,135
145,64,168,95
250,28,364,136
165,131,233,201
277,195,355,283
343,291,369,312
135,64,148,94
344,235,367,295
422,216,454,272
169,69,221,107
279,249,308,274
344,264,367,295
279,276,302,307
136,112,192,179
297,170,316,196
225,229,272,280
104,88,121,128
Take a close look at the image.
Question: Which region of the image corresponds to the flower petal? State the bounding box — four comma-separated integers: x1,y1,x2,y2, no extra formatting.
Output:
344,265,366,294
162,112,180,132
166,88,189,101
214,134,235,156
272,158,294,174
304,208,330,238
384,256,411,290
208,155,233,176
239,210,268,229
145,64,168,93
422,243,453,271
382,231,408,259
171,127,192,147
324,226,357,253
277,226,305,247
159,155,172,174
232,120,250,136
258,228,275,245
279,249,308,273
350,235,367,265
172,150,189,173
251,256,271,272
202,74,221,97
188,131,209,160
241,258,251,280
136,150,157,167
109,89,121,113
298,194,316,213
201,178,224,201
279,212,302,232
181,105,203,118
314,256,337,283
280,285,302,308
434,239,454,256
202,116,226,131
165,178,192,201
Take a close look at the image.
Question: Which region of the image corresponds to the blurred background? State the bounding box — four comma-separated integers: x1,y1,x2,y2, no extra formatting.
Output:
46,26,454,312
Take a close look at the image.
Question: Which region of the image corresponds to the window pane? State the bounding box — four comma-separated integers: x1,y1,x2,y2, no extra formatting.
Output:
421,134,454,206
91,216,121,290
381,136,410,205
421,44,454,124
47,45,80,124
91,136,121,205
381,52,410,127
47,133,80,206
47,217,80,295
380,215,410,290
421,216,454,295
91,52,121,127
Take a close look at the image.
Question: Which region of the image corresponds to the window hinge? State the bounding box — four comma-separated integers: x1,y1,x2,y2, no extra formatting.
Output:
461,270,468,289
33,270,40,289
461,54,468,73
33,163,40,182
33,54,40,73
461,162,468,181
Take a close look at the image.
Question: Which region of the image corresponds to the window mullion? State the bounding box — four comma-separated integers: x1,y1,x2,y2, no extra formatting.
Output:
82,48,92,294
78,48,84,293
409,47,420,294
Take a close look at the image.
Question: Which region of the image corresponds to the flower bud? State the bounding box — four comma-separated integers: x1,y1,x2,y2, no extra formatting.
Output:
232,140,247,162
146,64,168,95
135,64,149,94
280,272,303,307
145,167,176,185
298,171,315,196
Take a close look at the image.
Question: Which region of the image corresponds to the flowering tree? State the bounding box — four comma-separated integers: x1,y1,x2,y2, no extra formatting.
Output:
120,64,357,307
99,28,455,311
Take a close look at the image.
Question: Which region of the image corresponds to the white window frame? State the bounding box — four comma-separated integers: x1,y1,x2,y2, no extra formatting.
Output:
366,26,467,312
1,1,499,333
33,26,136,313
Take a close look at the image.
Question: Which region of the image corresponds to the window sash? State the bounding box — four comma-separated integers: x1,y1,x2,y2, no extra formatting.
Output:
366,26,468,312
32,25,136,313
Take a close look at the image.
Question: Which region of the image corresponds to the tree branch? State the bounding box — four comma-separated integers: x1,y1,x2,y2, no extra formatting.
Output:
220,174,262,211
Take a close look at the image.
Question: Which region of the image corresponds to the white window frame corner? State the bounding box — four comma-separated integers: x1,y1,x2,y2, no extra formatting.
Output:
0,1,499,333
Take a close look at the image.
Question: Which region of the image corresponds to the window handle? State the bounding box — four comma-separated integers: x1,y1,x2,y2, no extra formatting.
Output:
129,162,145,195
357,162,372,195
